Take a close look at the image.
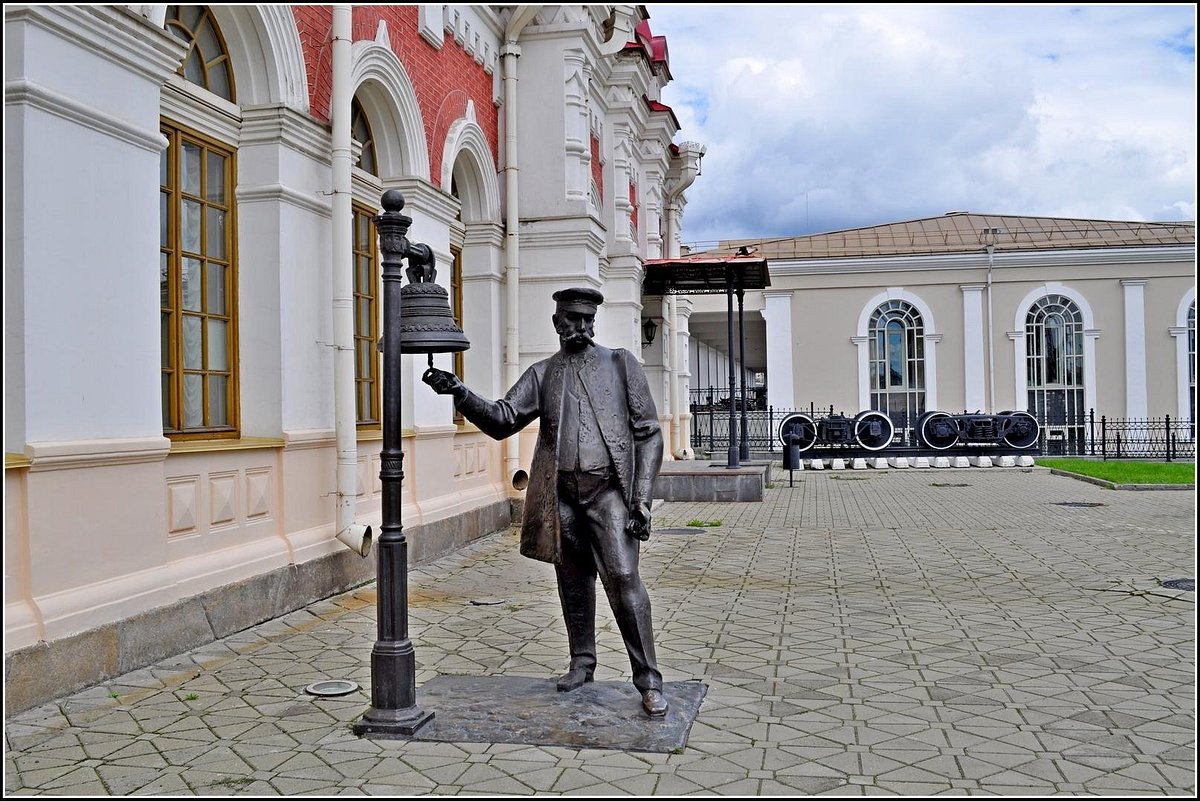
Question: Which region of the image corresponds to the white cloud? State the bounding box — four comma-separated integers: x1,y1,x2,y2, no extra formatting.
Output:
646,3,1197,244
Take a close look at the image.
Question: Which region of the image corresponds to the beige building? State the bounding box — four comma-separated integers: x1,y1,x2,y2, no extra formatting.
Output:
683,213,1196,449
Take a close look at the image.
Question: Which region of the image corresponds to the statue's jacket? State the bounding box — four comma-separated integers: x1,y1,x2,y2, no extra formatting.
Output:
454,345,664,564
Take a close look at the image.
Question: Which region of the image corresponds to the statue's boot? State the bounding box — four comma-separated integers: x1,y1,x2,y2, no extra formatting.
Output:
556,667,594,692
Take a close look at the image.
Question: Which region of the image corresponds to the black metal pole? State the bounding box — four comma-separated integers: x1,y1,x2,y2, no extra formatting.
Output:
725,265,740,468
737,282,750,461
354,190,433,737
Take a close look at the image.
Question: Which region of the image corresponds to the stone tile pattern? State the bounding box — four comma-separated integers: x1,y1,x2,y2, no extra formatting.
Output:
5,469,1195,795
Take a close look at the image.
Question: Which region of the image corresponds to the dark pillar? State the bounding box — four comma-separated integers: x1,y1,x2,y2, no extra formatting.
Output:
737,281,750,461
725,265,740,468
353,190,434,737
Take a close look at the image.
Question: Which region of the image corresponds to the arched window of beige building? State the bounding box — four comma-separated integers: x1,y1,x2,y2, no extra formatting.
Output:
869,300,926,442
1026,294,1085,450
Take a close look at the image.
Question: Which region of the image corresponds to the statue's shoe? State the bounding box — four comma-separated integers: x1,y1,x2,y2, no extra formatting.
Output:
555,667,594,692
641,688,669,717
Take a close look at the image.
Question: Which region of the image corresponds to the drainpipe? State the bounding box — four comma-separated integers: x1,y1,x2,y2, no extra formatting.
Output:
331,5,371,556
501,6,539,491
664,142,704,458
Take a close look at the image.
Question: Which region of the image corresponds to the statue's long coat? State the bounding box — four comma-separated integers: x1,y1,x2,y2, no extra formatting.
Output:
455,345,664,563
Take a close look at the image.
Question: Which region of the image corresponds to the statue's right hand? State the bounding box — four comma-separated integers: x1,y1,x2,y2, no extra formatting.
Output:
422,367,462,396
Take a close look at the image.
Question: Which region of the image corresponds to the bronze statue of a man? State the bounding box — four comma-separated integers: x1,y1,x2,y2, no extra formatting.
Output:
423,287,667,717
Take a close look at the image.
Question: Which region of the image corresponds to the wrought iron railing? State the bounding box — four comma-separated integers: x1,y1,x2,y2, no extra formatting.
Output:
687,391,1197,462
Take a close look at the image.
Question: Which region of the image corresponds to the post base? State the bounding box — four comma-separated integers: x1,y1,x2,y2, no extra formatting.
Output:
353,706,435,738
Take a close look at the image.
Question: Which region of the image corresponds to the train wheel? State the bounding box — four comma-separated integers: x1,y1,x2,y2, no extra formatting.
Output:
918,411,959,450
778,413,817,452
1001,411,1040,448
853,410,894,451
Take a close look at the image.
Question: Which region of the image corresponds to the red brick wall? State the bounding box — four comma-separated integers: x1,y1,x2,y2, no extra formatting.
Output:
629,182,639,234
292,6,499,184
590,135,604,203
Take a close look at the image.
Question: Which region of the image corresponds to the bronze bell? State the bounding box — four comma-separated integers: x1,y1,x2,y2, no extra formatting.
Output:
373,188,469,356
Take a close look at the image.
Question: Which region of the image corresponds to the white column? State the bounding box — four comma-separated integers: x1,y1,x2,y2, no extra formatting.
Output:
924,334,941,412
961,285,986,412
1170,325,1193,439
852,336,870,412
1009,331,1027,411
1122,280,1148,419
762,291,795,409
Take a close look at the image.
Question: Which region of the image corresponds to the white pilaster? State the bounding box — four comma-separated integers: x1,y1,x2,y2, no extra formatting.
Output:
1170,287,1196,439
1121,280,1148,419
852,336,870,412
961,285,986,412
762,291,795,410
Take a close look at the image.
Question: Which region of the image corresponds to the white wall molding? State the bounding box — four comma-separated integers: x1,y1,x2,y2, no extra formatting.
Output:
236,183,332,219
350,39,430,180
25,437,171,473
761,291,795,410
5,79,166,153
961,285,986,412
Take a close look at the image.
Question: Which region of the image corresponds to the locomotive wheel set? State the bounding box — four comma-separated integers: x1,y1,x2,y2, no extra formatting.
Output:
778,410,1041,455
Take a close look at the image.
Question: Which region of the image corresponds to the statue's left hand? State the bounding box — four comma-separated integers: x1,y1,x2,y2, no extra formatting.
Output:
627,502,652,541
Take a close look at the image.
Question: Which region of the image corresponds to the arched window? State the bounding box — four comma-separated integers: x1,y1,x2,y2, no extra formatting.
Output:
1026,294,1085,449
161,6,237,437
350,95,380,427
352,203,379,427
869,300,925,440
351,97,377,176
165,5,235,102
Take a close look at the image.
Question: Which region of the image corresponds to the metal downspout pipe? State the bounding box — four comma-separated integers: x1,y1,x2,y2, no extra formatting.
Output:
332,5,371,555
501,7,538,491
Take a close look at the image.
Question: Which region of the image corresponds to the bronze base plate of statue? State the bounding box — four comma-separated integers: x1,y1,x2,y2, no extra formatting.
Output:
389,675,707,752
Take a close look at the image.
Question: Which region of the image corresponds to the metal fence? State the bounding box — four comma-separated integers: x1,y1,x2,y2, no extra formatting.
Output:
688,394,1197,462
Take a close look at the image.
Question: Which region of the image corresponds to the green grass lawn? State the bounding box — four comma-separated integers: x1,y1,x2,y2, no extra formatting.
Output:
1037,458,1196,485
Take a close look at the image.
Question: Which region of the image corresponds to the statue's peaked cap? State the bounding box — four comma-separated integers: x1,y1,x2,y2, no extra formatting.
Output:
552,287,604,311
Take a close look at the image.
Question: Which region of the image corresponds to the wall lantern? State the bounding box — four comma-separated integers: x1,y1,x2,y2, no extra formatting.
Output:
641,317,659,349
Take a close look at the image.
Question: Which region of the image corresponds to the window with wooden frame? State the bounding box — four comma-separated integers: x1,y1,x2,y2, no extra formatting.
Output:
160,122,238,437
353,203,381,427
165,5,236,102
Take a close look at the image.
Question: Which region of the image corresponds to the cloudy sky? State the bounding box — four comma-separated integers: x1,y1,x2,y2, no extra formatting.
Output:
645,4,1196,247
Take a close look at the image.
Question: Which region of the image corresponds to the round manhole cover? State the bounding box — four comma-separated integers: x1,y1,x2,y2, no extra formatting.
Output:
304,680,359,697
1052,501,1107,508
1160,578,1195,592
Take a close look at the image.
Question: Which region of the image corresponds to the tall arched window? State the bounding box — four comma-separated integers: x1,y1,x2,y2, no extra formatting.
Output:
161,6,237,437
869,300,925,441
1026,294,1085,449
351,96,380,427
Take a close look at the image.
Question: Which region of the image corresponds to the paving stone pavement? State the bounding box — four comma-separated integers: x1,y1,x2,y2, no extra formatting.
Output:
4,467,1195,796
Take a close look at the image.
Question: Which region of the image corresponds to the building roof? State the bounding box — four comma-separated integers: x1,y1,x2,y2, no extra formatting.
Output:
686,212,1196,261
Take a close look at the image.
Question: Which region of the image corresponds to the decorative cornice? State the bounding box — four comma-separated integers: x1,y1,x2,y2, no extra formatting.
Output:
925,334,944,344
1120,278,1148,287
1169,326,1189,337
1007,330,1024,340
387,177,459,227
1084,328,1102,339
237,184,332,219
5,78,166,153
463,222,505,249
520,225,607,255
767,245,1197,278
282,429,337,451
6,5,186,86
960,284,987,292
850,335,869,345
240,104,331,163
25,436,171,472
161,78,241,143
